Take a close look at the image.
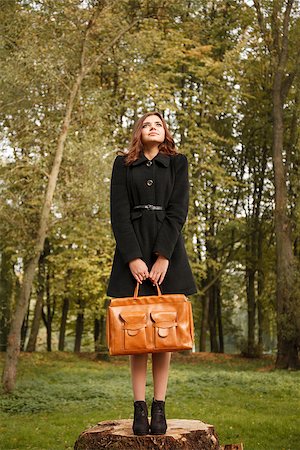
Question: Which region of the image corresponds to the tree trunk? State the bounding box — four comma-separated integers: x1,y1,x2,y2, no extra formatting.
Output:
254,0,299,371
26,291,43,352
41,249,55,352
200,293,209,351
209,282,218,352
255,145,267,355
26,251,46,352
1,7,142,392
1,69,85,391
95,314,108,352
245,217,257,357
100,314,107,347
94,317,101,352
0,251,14,352
195,230,207,352
273,73,299,368
246,266,256,357
206,190,220,353
257,222,264,351
46,264,53,352
58,268,72,351
74,304,84,353
271,5,299,367
216,280,224,353
20,301,30,351
58,298,69,351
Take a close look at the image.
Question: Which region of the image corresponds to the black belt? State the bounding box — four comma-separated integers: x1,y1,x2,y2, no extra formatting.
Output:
133,204,164,211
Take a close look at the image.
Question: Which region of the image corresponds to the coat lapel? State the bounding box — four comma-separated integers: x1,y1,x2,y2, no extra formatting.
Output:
131,152,170,167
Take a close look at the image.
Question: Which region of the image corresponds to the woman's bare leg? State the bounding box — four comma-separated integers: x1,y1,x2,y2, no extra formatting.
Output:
129,354,148,401
151,352,172,400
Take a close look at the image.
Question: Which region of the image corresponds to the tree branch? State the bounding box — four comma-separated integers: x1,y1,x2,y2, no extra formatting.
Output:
79,0,120,72
253,0,273,52
271,0,281,54
279,0,294,69
281,48,300,100
83,18,141,77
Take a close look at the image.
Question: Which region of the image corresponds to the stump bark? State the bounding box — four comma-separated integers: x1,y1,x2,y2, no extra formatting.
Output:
74,418,221,450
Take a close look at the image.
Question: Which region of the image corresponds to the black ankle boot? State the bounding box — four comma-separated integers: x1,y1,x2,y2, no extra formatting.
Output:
150,398,167,435
132,400,150,435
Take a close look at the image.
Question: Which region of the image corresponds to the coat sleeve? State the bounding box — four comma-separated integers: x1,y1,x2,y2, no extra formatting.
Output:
110,155,143,264
152,154,189,260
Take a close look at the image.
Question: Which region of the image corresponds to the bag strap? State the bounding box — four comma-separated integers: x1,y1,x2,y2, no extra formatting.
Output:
133,281,162,298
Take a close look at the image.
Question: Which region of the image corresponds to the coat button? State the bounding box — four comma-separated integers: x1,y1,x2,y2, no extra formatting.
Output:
146,179,153,186
146,160,153,166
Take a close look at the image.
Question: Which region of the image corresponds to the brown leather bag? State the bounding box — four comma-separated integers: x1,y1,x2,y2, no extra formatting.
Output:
106,282,194,355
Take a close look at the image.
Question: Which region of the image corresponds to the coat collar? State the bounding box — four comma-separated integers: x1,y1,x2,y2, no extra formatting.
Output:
131,152,170,167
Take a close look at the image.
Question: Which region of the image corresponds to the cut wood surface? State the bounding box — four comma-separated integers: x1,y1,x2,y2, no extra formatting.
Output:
74,418,221,449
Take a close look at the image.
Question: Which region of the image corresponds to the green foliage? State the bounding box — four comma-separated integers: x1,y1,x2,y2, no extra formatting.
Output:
1,0,300,356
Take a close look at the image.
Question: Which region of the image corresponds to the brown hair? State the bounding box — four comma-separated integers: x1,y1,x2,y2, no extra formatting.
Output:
117,111,178,165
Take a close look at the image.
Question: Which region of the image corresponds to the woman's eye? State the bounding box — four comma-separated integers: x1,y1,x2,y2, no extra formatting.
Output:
142,123,163,128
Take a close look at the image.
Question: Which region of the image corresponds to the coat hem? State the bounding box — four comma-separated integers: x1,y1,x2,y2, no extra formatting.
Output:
106,285,197,298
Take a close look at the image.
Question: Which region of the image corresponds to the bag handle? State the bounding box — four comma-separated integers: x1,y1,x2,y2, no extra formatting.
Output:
133,280,162,298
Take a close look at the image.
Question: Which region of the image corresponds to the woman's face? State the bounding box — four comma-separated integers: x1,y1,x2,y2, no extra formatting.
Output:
141,115,165,147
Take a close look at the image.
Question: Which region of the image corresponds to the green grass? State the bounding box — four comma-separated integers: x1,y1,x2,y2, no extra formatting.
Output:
0,352,299,450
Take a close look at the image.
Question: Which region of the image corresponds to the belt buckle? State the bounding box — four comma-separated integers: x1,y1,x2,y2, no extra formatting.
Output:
146,204,152,210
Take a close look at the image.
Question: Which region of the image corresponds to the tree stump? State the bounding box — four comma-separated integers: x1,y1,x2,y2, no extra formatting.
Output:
74,418,221,450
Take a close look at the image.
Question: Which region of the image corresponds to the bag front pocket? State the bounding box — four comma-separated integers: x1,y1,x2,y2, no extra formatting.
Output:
150,311,178,349
119,311,148,351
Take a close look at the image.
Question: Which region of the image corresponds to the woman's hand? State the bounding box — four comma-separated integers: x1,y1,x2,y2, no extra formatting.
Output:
128,258,149,284
149,254,169,285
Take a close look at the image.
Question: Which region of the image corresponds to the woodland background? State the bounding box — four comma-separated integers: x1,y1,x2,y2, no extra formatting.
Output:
1,0,300,384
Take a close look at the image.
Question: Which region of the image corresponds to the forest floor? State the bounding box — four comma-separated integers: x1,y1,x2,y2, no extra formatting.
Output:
0,351,299,450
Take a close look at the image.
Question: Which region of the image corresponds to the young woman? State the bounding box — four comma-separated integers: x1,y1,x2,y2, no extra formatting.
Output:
106,111,197,435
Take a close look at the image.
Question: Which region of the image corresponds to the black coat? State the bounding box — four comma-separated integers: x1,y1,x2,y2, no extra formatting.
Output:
106,151,197,298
